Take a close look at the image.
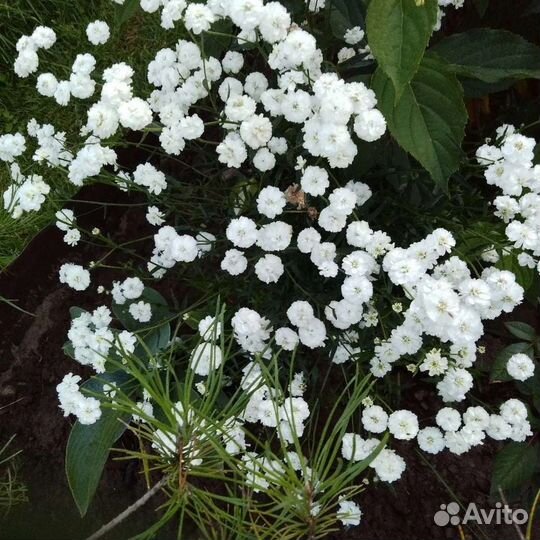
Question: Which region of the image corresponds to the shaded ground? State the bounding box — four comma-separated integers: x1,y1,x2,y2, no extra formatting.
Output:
0,184,159,540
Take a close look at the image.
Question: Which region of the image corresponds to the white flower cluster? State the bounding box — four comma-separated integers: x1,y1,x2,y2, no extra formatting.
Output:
477,125,540,274
373,231,524,402
3,0,532,529
190,316,224,375
37,52,97,106
2,164,50,218
149,225,199,276
56,208,80,246
14,26,56,78
67,306,137,373
241,361,310,445
57,373,102,425
59,263,91,291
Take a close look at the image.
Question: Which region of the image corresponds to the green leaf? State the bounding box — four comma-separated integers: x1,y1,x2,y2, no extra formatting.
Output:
202,19,233,57
118,0,140,25
431,29,540,83
461,77,515,99
330,0,365,39
66,375,130,516
371,54,467,188
491,342,533,382
491,442,539,494
366,0,438,97
505,322,536,342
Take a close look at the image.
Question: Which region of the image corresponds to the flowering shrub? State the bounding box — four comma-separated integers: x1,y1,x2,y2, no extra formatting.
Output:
2,0,540,537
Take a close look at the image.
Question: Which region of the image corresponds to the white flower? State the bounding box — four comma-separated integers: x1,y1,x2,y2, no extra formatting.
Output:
301,166,329,197
254,254,284,284
222,51,244,74
361,405,388,434
370,449,406,483
171,235,199,262
256,186,286,219
184,4,215,34
507,353,535,381
344,26,365,45
121,277,145,300
388,410,418,440
221,249,248,275
417,427,445,454
275,327,299,351
86,20,110,45
190,342,223,375
436,407,462,432
36,73,58,97
240,114,272,149
226,216,258,248
129,301,152,323
337,500,362,527
59,263,90,291
353,109,386,142
133,163,167,194
118,98,153,131
253,148,276,171
146,206,165,226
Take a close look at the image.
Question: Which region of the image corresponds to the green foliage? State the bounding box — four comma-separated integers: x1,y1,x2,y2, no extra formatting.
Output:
372,55,467,189
505,322,537,343
66,374,131,516
366,0,437,98
491,442,539,495
0,436,27,510
329,0,365,39
432,29,540,83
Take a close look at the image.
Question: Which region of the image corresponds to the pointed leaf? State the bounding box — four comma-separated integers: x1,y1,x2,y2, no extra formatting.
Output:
505,321,536,342
431,29,540,83
366,0,438,97
371,54,467,187
66,374,131,516
491,442,539,494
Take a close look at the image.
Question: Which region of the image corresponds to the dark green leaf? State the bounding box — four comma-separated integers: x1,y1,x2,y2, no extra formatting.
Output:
505,322,536,342
69,306,87,320
461,77,516,99
371,54,467,188
202,19,233,57
431,29,540,83
66,374,130,516
491,442,539,494
366,0,438,97
330,0,365,39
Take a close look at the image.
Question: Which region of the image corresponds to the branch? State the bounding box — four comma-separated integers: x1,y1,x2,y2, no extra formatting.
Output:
85,476,169,540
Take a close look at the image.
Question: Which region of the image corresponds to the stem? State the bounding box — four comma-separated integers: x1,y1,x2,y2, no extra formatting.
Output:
85,476,169,540
526,488,540,540
498,487,526,540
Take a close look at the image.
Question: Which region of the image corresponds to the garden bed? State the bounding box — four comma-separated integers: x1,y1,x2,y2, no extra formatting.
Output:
1,186,533,540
